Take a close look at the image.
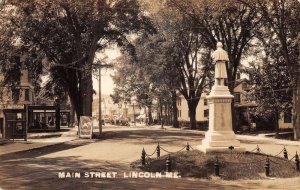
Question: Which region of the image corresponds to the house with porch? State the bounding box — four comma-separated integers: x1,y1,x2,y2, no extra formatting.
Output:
177,78,292,130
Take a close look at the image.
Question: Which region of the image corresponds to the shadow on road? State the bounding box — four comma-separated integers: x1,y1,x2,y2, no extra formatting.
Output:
0,155,244,190
0,140,92,161
97,129,204,146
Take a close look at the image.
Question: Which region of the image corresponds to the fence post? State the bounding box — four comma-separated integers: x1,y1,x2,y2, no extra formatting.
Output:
295,152,300,171
283,147,288,159
166,154,172,172
157,143,160,158
265,156,270,176
141,148,146,166
214,157,220,176
256,145,260,153
186,142,190,151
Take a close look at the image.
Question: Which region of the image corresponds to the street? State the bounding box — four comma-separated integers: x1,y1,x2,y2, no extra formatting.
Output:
1,125,300,189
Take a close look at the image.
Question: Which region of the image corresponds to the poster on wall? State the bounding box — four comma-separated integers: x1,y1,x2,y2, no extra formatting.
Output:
79,116,93,139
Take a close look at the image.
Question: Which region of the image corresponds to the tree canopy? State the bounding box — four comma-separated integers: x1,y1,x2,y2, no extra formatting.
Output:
0,0,155,122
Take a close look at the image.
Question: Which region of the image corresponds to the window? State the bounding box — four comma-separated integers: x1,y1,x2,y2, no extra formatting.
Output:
25,89,30,101
204,109,209,117
234,93,241,103
204,99,207,106
242,82,247,89
179,110,181,117
284,110,292,123
12,89,20,102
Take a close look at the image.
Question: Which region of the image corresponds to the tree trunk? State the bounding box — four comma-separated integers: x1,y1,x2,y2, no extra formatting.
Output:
70,104,76,127
164,103,169,125
275,112,279,138
172,91,179,128
147,105,153,125
293,75,300,140
228,80,237,133
188,102,197,129
80,34,99,117
81,72,93,116
159,98,163,129
67,70,82,128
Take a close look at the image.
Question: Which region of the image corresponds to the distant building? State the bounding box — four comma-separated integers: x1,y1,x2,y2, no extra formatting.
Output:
177,93,209,122
0,59,71,137
177,78,292,130
92,95,141,123
0,68,35,134
234,78,292,130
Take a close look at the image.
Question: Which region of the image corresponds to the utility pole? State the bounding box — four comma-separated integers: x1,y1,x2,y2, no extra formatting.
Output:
98,67,102,135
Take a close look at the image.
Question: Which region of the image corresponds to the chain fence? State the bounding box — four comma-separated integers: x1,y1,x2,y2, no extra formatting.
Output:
139,143,300,177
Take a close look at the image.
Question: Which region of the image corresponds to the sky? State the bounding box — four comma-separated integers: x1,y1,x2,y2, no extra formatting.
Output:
93,47,120,98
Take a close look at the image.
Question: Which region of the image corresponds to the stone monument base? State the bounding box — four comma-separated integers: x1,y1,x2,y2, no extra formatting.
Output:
198,130,245,153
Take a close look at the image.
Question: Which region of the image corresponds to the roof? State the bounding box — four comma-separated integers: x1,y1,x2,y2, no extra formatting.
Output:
234,78,249,88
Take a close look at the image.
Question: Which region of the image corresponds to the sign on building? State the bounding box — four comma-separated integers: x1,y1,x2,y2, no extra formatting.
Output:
79,116,93,139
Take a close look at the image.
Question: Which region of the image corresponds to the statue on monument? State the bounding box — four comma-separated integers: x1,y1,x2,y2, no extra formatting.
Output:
212,42,229,86
198,41,244,153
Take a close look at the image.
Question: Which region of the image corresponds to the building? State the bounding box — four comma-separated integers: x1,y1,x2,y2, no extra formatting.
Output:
0,68,35,134
92,95,141,124
233,78,256,130
177,78,292,130
234,78,292,129
177,93,209,122
1,61,71,138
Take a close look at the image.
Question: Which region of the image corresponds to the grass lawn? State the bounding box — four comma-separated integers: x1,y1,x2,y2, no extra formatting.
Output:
131,150,300,180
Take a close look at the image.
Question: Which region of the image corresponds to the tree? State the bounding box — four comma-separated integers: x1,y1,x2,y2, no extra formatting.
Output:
244,42,292,136
167,0,262,131
111,37,168,126
247,0,300,139
1,0,155,123
141,1,214,129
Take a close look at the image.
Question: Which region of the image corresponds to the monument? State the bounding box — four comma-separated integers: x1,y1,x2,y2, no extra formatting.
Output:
198,42,245,153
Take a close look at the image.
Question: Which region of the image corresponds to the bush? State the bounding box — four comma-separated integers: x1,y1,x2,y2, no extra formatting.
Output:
178,121,208,130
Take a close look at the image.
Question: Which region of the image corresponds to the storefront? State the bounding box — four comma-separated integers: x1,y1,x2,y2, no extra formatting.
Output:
1,104,70,140
26,105,70,132
3,109,27,141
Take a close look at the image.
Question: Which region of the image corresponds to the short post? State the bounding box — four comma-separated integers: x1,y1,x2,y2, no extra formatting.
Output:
283,147,288,159
256,145,260,153
157,143,160,158
214,157,220,176
186,142,190,151
166,154,172,172
295,152,300,171
228,146,234,155
141,148,146,166
265,156,270,176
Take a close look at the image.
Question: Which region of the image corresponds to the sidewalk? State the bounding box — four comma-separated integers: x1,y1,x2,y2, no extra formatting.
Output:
152,125,300,146
0,127,78,156
1,124,300,157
